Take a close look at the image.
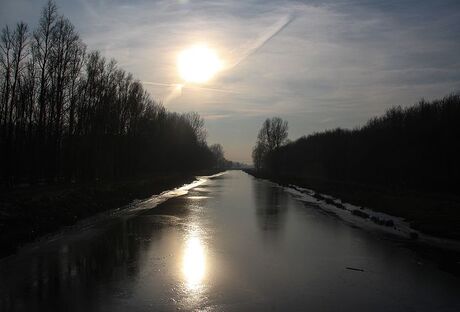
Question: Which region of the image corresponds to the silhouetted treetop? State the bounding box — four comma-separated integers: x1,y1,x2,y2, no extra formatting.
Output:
252,117,288,170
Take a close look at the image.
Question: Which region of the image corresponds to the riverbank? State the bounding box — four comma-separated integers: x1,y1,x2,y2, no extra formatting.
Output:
0,169,221,258
244,169,460,241
245,169,460,276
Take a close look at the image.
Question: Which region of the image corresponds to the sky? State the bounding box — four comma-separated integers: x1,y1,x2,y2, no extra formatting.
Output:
1,0,460,163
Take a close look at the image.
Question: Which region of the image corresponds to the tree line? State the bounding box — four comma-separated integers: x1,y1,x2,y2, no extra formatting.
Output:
0,1,223,186
254,94,460,193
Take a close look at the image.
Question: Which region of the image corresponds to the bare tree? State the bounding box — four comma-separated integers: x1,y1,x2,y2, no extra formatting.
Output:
33,0,57,143
252,143,266,171
210,143,225,168
0,26,13,133
269,117,289,150
0,22,29,183
184,112,207,144
252,117,288,170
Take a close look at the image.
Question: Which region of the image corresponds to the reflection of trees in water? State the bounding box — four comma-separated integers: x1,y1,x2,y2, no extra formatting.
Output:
0,191,211,312
0,216,166,312
253,180,288,238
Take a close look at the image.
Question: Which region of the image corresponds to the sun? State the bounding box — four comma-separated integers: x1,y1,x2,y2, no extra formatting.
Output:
177,44,222,84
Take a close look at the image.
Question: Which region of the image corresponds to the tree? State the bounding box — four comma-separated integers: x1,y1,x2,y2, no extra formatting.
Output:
1,26,13,132
0,22,29,184
252,117,288,170
252,143,266,171
210,143,225,168
184,112,207,144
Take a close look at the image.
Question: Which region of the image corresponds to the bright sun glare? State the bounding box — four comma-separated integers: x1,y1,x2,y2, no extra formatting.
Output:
182,235,206,290
178,44,222,83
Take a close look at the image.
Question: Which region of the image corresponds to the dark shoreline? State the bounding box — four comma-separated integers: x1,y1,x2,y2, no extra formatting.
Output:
243,169,460,240
0,169,221,258
244,169,460,276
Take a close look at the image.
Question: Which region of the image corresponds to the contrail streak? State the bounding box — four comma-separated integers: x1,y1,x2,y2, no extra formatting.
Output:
142,81,240,94
230,13,295,68
143,13,294,103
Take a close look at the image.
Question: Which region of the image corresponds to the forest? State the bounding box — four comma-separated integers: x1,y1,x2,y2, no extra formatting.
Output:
251,95,460,238
258,94,460,194
0,2,222,187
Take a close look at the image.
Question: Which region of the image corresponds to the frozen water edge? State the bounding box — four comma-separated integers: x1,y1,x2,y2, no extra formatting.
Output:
8,172,227,257
124,171,226,214
282,183,460,252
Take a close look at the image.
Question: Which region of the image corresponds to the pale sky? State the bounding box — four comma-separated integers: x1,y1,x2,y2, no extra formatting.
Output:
1,0,460,163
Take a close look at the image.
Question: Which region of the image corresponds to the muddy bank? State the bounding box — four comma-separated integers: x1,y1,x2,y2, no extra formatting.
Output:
0,170,221,258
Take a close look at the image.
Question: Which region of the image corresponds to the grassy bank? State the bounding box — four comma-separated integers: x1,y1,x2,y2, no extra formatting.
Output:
244,169,460,241
0,169,220,258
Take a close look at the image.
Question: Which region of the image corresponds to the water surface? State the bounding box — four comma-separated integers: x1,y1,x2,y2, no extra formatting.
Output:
0,171,459,311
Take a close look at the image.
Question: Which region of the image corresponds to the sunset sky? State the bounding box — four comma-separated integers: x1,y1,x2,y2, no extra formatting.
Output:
1,0,459,163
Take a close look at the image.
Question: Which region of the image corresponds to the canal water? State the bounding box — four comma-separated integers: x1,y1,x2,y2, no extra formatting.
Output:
0,170,459,311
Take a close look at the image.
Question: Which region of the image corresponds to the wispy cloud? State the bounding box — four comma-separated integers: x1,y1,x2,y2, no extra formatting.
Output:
2,0,459,162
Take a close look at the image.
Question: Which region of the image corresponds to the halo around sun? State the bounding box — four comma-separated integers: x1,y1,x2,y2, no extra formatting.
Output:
177,44,222,83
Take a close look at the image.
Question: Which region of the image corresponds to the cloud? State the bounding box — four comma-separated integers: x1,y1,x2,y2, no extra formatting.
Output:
201,113,231,120
2,0,460,162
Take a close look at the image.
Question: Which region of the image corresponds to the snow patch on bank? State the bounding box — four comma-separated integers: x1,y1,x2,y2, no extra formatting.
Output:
282,184,460,252
120,171,226,214
24,172,227,250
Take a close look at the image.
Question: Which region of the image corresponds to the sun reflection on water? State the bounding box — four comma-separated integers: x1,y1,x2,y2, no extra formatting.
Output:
182,232,206,290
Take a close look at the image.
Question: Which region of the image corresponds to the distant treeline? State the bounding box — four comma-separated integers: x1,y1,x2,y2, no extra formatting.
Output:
262,94,460,193
0,2,224,186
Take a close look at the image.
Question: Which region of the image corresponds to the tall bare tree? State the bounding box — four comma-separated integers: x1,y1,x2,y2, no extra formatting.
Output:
185,112,207,144
33,0,57,150
252,117,288,170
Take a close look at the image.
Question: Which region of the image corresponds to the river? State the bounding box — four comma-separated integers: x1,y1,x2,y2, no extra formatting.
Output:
0,170,459,311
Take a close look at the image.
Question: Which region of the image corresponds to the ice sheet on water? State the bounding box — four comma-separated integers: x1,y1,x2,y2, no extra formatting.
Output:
282,183,460,252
